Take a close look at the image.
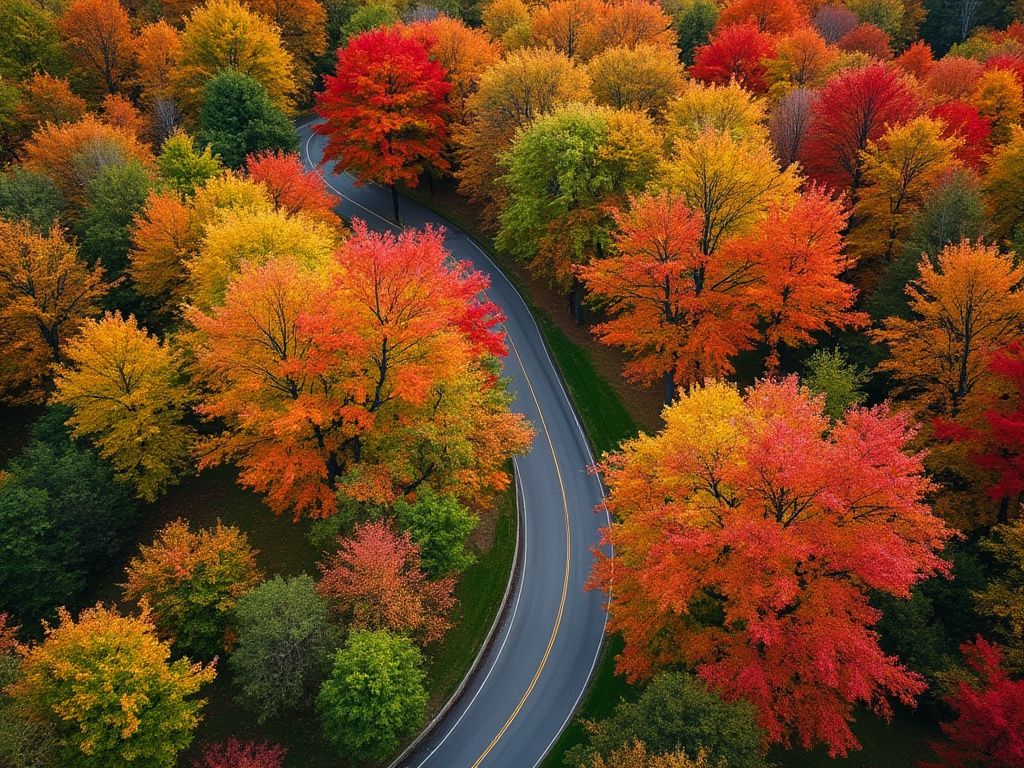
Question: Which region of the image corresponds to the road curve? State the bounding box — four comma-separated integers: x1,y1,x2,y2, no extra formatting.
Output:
299,121,609,768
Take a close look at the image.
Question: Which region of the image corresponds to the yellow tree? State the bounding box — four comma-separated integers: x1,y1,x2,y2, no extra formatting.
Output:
173,0,295,118
665,80,768,144
659,130,799,257
53,312,193,501
588,742,716,768
587,44,685,118
454,47,590,224
186,205,338,310
481,0,531,49
130,191,202,318
765,26,837,95
8,604,215,768
972,68,1024,146
135,21,181,105
874,241,1024,420
849,116,961,262
0,221,105,403
244,0,327,99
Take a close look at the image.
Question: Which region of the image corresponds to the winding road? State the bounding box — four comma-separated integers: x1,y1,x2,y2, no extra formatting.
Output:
299,121,609,768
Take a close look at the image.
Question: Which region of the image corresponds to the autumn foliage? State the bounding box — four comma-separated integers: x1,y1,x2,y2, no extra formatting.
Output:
591,378,951,755
196,739,286,768
317,521,455,644
245,150,341,229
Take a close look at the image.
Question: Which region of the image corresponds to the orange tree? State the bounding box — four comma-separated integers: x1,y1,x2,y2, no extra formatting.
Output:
590,377,951,756
315,26,450,222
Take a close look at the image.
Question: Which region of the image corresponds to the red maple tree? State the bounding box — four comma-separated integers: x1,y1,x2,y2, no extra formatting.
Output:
930,100,993,170
690,23,777,93
799,63,920,194
245,150,342,228
590,377,951,755
315,27,451,222
317,521,455,644
921,637,1024,768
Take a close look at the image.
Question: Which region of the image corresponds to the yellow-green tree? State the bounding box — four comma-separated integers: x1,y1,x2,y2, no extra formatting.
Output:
454,48,590,225
8,604,215,768
850,116,961,261
665,80,768,143
53,312,193,501
976,517,1024,673
588,741,716,768
983,126,1024,246
659,130,799,256
0,221,105,403
173,0,295,118
587,44,685,118
874,241,1024,419
187,205,338,310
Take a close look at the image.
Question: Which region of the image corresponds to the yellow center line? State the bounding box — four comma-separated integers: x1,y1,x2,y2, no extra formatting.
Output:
470,335,573,768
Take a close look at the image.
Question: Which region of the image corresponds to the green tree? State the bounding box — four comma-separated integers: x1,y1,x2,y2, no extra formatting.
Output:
199,70,298,169
983,126,1024,246
0,169,63,232
0,408,137,623
566,671,769,768
496,103,661,318
337,2,398,46
803,349,868,421
157,131,223,197
77,161,154,282
0,0,66,80
393,487,478,577
8,604,215,768
671,0,720,64
316,629,427,761
230,575,340,722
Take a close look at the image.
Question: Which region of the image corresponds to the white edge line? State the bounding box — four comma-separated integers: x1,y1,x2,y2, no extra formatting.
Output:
300,121,614,768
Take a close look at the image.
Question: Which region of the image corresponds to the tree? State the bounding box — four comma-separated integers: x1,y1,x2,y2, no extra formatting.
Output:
316,630,427,761
58,0,135,98
101,93,147,139
983,126,1024,245
135,21,181,105
245,150,342,228
921,637,1024,768
496,103,661,315
244,0,327,99
0,410,137,622
769,87,818,167
566,671,769,768
672,0,719,64
129,190,201,317
199,71,299,169
589,0,678,58
186,205,335,310
578,192,756,399
0,221,105,403
874,242,1024,420
453,48,589,224
13,73,87,139
844,0,906,37
196,740,285,768
587,44,685,117
586,742,725,768
666,80,768,144
690,23,777,93
850,116,962,262
717,0,805,33
315,27,450,222
230,575,339,722
765,27,836,94
528,0,604,59
661,129,799,257
926,55,984,102
393,488,478,578
733,190,864,369
0,169,63,233
53,313,193,501
22,116,154,210
157,131,223,197
972,68,1024,145
317,521,455,643
77,160,154,282
799,63,921,194
0,0,65,81
122,519,263,658
813,3,859,43
8,604,215,768
804,348,868,420
189,226,530,518
174,0,295,117
837,22,893,59
895,40,936,80
977,519,1024,672
590,378,951,755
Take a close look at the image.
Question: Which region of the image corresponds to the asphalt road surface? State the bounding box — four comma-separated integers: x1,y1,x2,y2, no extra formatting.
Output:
299,121,610,768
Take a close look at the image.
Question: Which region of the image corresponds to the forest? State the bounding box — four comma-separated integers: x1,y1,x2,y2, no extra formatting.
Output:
1,0,1023,767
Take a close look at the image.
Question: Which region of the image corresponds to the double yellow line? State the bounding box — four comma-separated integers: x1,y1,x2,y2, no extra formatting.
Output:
470,335,573,767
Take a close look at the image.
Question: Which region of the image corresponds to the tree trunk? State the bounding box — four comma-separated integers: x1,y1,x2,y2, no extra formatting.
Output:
663,369,675,405
391,184,401,224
